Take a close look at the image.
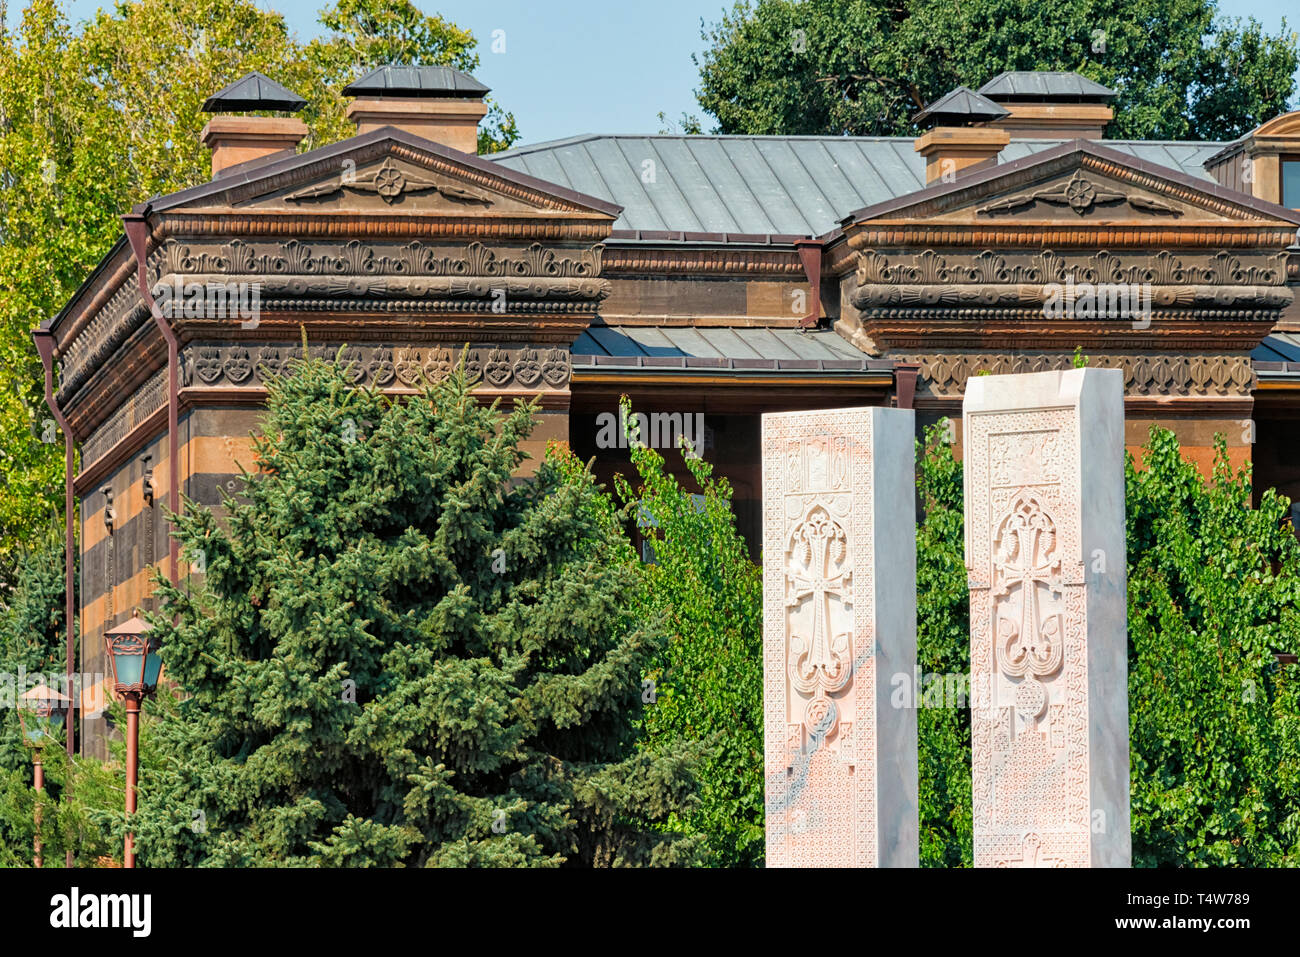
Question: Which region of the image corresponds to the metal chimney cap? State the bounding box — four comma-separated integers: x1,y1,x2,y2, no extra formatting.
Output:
342,64,490,98
202,71,306,113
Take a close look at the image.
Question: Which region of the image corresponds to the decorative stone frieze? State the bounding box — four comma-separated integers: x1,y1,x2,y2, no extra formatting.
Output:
896,352,1257,399
178,342,572,391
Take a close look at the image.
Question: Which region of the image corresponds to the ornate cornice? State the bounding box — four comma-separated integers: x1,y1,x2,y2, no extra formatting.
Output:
843,225,1300,251
856,249,1289,288
81,342,572,468
601,245,805,277
154,211,614,243
56,239,607,409
161,238,604,281
898,352,1257,399
849,249,1293,341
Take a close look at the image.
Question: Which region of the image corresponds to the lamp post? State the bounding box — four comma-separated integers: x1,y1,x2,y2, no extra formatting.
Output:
17,683,71,868
103,615,162,869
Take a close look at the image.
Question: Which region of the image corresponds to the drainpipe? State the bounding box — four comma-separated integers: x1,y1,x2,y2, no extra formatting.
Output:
123,210,180,588
31,328,76,870
894,362,921,410
794,239,823,330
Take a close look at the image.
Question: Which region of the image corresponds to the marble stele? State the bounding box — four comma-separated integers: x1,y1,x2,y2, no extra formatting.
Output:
761,406,918,867
963,368,1131,868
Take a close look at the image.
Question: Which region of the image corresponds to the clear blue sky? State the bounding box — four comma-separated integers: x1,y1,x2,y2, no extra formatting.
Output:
12,0,1300,146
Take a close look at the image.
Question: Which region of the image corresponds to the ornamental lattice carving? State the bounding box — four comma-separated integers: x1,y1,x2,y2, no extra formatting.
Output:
967,406,1090,868
763,412,876,868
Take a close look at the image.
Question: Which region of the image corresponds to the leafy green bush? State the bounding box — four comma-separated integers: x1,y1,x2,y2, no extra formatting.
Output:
610,400,764,867
127,353,703,867
915,422,973,867
1127,429,1300,865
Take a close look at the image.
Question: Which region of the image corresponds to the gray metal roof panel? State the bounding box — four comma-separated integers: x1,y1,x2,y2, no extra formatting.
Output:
489,134,1228,238
978,71,1116,100
1255,333,1300,363
342,64,489,98
570,326,870,365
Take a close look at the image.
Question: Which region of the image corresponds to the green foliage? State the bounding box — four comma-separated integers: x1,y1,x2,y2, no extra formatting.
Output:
1126,429,1300,865
0,531,69,865
1072,346,1089,369
0,0,517,593
914,421,973,866
908,423,1300,866
695,0,1298,139
128,353,702,867
608,399,765,867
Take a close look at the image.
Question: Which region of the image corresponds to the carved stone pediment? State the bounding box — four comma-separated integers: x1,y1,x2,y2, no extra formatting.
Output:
976,170,1185,219
162,132,621,221
906,166,1241,225
240,154,540,213
840,142,1300,233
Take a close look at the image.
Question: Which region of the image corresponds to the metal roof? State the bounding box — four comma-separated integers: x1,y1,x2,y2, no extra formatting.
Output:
999,139,1224,176
571,326,884,372
489,134,1225,236
914,86,1010,127
1255,332,1300,364
202,72,305,112
342,64,489,98
978,71,1116,100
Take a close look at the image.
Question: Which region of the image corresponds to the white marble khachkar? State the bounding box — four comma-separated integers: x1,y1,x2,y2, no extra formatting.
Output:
963,368,1131,868
762,407,918,868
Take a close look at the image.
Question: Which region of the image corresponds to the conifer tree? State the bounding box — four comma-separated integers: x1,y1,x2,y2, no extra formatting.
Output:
131,351,703,867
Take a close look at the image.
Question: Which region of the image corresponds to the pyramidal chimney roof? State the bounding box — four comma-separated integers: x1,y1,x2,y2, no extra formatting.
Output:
913,86,1010,128
342,64,490,98
202,71,306,112
977,71,1116,102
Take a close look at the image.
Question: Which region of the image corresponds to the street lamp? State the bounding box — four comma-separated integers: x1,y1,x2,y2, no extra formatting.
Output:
103,615,162,869
17,683,71,868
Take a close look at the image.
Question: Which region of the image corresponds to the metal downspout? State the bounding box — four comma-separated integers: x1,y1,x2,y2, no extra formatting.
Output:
123,211,180,587
30,328,76,868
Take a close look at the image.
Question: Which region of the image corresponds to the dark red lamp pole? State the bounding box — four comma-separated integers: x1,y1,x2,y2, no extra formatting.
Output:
103,614,162,869
17,684,71,868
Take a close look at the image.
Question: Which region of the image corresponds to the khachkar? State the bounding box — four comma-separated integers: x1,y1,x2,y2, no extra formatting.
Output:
963,368,1130,868
761,407,918,867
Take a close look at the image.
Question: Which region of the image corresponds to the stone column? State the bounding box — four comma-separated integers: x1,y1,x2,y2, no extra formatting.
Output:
963,368,1130,868
761,407,918,867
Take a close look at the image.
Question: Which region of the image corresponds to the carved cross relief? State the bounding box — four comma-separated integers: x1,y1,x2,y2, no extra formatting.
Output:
985,427,1072,841
783,435,855,757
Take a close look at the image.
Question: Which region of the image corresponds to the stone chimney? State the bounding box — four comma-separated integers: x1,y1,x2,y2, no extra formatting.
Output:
913,86,1012,185
1204,110,1300,206
978,71,1115,140
200,72,308,178
343,65,489,154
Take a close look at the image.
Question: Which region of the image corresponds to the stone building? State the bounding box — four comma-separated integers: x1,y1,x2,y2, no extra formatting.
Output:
37,67,1300,755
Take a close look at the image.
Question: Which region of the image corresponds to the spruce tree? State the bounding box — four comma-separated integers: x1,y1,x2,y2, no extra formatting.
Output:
132,350,703,867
